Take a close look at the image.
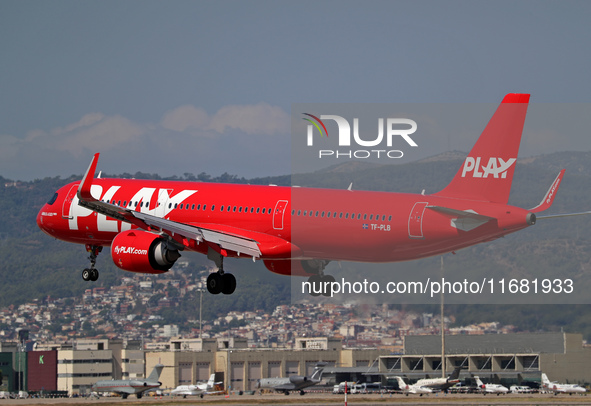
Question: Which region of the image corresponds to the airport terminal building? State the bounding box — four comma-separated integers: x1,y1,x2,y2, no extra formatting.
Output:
1,332,589,395
379,332,590,386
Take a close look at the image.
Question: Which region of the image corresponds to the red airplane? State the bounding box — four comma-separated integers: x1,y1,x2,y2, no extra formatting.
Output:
36,94,578,295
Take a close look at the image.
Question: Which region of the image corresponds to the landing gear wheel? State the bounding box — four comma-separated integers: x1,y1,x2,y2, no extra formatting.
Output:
321,274,335,297
207,273,223,294
300,390,305,396
307,274,322,297
82,245,102,282
222,273,236,295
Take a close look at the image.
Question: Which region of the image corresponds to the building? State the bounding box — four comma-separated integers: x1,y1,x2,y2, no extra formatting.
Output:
378,332,591,386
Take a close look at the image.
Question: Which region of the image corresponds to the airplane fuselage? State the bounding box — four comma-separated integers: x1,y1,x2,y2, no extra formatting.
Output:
38,178,532,266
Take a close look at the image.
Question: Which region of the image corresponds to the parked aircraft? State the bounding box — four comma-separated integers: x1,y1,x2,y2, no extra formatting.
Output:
257,362,326,395
92,364,163,399
414,366,462,392
37,94,589,295
170,374,223,398
394,376,432,396
474,376,508,395
541,373,587,395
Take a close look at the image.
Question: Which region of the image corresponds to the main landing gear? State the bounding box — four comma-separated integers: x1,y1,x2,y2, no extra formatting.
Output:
206,252,236,295
307,274,335,297
82,245,102,282
304,260,334,297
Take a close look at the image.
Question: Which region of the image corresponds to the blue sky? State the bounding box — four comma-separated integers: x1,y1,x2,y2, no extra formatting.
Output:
1,0,590,180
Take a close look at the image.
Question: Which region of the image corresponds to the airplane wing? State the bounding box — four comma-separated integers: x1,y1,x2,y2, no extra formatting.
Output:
76,153,261,259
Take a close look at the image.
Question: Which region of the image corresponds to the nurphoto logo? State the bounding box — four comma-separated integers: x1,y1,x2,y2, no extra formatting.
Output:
303,113,418,159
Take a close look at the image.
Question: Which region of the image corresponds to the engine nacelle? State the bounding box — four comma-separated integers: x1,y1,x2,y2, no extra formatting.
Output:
111,230,180,274
289,375,307,385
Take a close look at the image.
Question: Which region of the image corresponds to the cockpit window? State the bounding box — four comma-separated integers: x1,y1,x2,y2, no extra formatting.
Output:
47,192,58,205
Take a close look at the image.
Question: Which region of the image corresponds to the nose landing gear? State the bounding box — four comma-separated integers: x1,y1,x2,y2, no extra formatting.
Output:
82,245,102,282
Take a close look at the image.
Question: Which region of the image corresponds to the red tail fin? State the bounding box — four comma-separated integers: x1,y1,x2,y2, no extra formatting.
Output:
434,93,530,204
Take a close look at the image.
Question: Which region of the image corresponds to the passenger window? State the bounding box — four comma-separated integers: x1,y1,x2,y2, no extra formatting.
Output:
203,205,207,210
256,208,260,213
262,208,266,214
363,214,367,220
123,201,127,207
239,207,243,213
211,205,215,210
326,212,331,218
179,204,183,209
174,203,178,209
221,206,224,212
268,208,272,214
321,211,325,217
298,210,301,216
357,214,361,220
168,203,172,209
345,213,349,219
315,211,319,217
233,206,237,212
192,204,195,210
369,215,373,220
197,204,201,210
382,215,386,221
340,213,343,218
388,215,392,221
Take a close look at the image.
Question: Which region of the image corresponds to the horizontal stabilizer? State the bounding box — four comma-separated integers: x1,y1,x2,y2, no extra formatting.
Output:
427,206,494,232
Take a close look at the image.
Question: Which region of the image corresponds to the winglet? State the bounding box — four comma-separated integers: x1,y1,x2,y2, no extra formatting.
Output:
77,153,100,202
529,170,565,213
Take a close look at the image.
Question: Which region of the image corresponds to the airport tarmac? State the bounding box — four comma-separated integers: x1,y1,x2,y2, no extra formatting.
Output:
2,393,590,406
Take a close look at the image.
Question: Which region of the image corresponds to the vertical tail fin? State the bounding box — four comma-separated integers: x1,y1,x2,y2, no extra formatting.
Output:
541,373,550,385
148,364,164,381
207,374,215,388
434,93,530,204
310,362,327,382
448,366,462,381
475,376,484,387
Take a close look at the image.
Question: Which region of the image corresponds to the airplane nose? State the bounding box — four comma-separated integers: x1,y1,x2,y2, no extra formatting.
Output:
36,206,46,231
37,204,55,236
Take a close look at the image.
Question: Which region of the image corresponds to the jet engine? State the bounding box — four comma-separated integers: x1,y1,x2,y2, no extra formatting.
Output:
111,230,180,274
289,376,308,384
